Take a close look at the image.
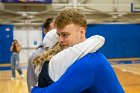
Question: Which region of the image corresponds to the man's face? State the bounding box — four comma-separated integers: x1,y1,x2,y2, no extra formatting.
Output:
49,22,55,30
44,22,55,34
57,24,85,49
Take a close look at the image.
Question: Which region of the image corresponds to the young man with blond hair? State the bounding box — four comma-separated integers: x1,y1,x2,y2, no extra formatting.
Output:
31,8,124,93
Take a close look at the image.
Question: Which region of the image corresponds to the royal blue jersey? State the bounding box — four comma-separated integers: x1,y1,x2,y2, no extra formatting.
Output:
32,52,124,93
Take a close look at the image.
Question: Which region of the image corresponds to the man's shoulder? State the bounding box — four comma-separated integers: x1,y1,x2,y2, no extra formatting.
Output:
28,47,45,62
67,52,108,72
72,52,106,66
90,51,106,59
37,43,44,49
79,51,105,60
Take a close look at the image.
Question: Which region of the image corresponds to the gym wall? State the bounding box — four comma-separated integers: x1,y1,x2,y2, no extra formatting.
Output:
0,24,13,64
86,24,140,59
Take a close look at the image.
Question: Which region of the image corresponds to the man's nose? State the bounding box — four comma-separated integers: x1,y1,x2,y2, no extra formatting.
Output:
58,36,64,43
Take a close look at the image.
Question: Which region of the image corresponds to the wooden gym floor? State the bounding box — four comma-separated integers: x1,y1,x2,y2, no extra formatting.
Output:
0,63,140,93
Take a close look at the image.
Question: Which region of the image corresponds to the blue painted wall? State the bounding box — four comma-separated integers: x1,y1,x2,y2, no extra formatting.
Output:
0,25,13,64
86,24,140,59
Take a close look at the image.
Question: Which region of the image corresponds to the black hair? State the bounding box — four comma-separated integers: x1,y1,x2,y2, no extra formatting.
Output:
44,17,54,31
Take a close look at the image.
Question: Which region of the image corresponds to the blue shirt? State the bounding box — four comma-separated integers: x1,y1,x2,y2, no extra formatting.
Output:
31,52,124,93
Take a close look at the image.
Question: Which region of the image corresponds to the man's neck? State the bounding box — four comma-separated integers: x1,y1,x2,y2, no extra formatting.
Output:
82,37,86,42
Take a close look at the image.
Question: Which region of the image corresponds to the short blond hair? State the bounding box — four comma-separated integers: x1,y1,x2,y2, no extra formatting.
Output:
54,8,87,29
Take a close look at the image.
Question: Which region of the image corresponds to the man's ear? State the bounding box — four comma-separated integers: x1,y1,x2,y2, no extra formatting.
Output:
79,27,86,41
80,27,86,37
44,28,47,34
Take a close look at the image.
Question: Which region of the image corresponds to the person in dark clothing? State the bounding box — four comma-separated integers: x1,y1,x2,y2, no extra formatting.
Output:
38,61,54,87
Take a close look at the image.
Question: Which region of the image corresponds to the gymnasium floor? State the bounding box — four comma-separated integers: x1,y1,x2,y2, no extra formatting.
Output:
0,61,140,93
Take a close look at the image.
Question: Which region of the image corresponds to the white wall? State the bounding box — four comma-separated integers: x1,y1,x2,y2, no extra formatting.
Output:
13,26,42,64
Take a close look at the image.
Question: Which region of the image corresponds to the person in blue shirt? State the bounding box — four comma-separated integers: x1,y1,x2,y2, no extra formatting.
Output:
31,8,124,93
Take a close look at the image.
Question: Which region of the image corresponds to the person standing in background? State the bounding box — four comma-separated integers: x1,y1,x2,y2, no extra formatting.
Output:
27,17,55,93
10,39,24,80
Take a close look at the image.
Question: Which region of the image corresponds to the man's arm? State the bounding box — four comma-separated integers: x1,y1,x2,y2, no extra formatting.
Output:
49,35,105,81
27,47,45,92
32,54,95,93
